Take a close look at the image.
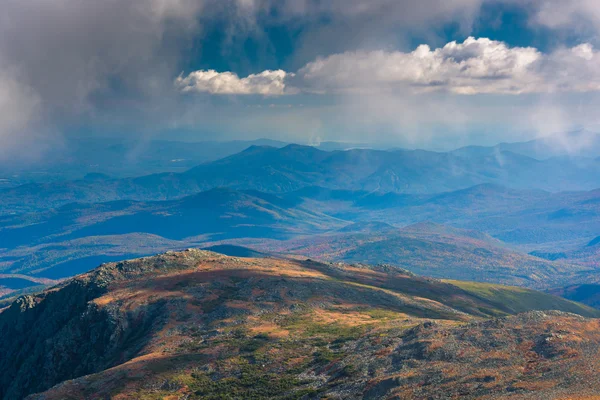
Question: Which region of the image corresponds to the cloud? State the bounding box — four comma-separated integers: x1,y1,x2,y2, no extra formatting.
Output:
298,37,542,95
539,44,600,92
3,0,600,159
0,0,208,163
179,37,600,96
172,35,600,149
234,0,488,69
0,68,47,163
0,70,40,139
298,37,600,95
528,0,600,30
0,0,204,108
176,69,291,95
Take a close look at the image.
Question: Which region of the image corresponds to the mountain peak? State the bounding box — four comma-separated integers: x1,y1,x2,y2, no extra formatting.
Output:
2,250,599,399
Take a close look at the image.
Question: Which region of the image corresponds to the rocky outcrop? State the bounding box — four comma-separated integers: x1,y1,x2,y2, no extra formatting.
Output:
0,252,185,400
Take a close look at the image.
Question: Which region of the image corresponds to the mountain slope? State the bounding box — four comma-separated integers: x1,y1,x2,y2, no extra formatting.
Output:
0,250,598,400
0,187,335,248
532,234,600,268
0,188,343,279
283,184,600,249
550,284,600,308
0,138,290,184
229,222,587,288
2,184,598,286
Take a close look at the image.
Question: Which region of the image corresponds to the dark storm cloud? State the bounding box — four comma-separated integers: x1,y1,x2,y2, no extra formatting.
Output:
0,0,491,159
0,1,202,121
0,0,209,162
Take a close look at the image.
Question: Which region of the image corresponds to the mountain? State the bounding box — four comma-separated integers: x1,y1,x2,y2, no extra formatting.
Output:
183,144,600,194
0,187,339,247
3,132,598,187
0,188,343,280
2,183,599,287
549,284,600,308
409,186,600,249
453,130,600,160
224,222,588,288
1,250,598,399
531,235,600,269
3,144,600,215
282,184,600,250
312,141,378,151
588,236,600,247
1,138,381,185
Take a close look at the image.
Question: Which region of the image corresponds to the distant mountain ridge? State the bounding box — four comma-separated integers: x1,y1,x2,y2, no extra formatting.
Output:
588,236,600,247
0,138,377,186
0,138,290,186
2,131,597,188
453,130,600,160
2,143,600,215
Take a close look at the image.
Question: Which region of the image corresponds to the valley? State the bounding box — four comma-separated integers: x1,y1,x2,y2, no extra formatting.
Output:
1,163,599,298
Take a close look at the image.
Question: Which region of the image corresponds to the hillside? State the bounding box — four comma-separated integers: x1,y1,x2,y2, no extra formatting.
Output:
532,236,600,269
281,184,600,249
0,250,598,400
0,187,336,247
228,223,588,288
549,284,600,308
0,188,343,281
0,182,598,300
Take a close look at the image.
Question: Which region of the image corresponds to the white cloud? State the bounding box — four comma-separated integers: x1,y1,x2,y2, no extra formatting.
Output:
178,37,600,96
529,0,600,30
538,44,600,92
175,69,291,95
298,37,543,95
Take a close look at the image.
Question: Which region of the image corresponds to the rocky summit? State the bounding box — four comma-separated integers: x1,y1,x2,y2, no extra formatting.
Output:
1,250,600,399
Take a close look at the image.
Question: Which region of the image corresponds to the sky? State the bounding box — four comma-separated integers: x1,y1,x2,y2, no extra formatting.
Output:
2,0,600,163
